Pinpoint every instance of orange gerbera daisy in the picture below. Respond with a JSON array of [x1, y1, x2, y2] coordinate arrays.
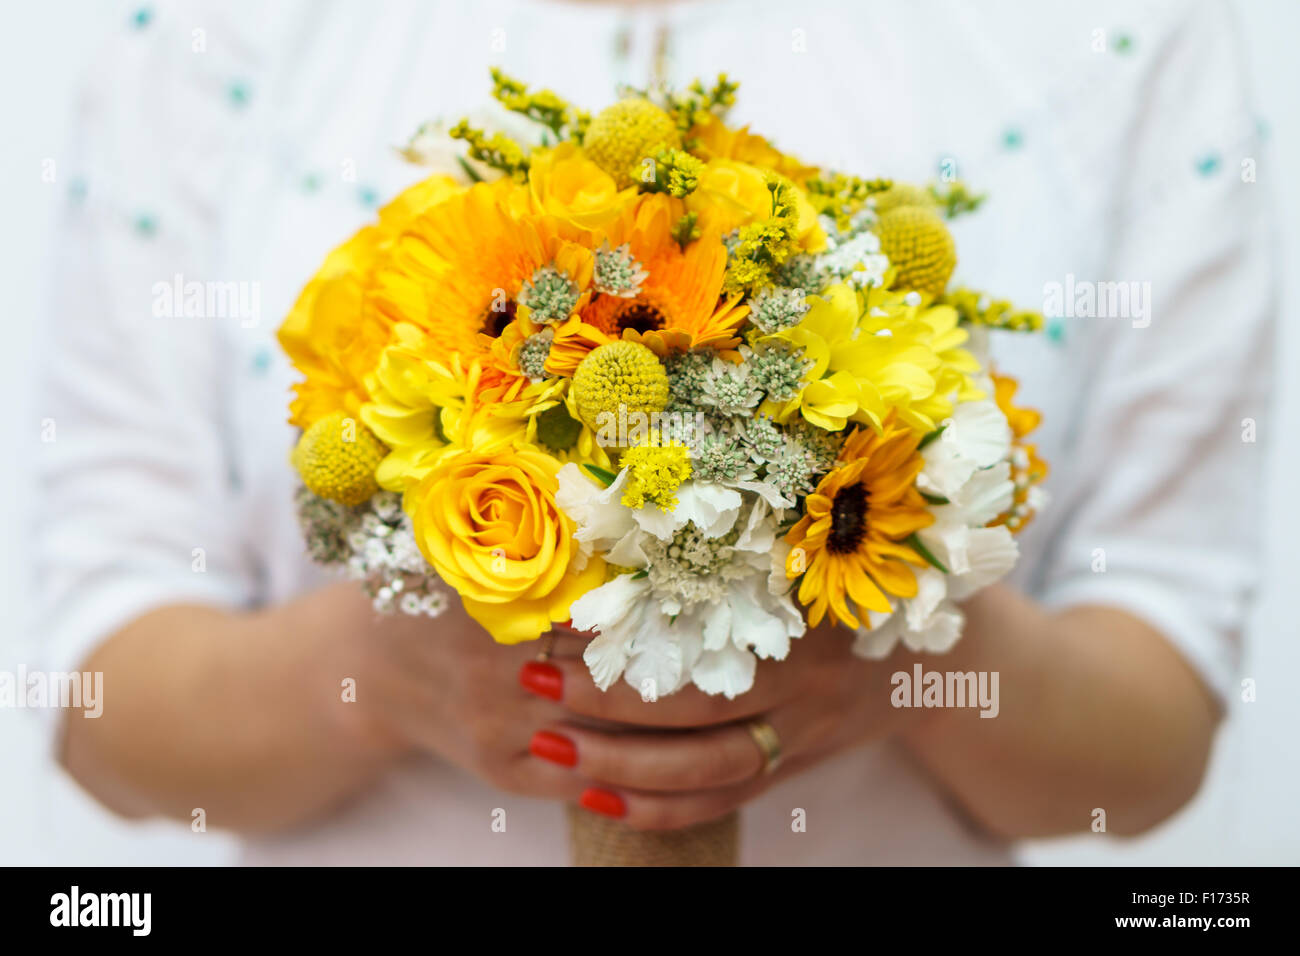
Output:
[[367, 181, 595, 369], [990, 372, 1048, 533], [553, 193, 747, 369], [785, 415, 934, 629]]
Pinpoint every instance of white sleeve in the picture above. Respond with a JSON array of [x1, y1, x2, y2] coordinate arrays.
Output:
[[1035, 0, 1275, 704], [33, 18, 262, 694]]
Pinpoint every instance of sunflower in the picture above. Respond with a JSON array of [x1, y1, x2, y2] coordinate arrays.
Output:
[[367, 181, 595, 368], [785, 415, 934, 629], [570, 193, 748, 360]]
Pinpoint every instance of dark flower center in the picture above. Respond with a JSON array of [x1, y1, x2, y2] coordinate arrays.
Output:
[[481, 299, 518, 337], [616, 303, 665, 335], [827, 483, 870, 554]]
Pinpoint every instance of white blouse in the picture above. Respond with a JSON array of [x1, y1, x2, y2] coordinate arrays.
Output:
[[34, 0, 1274, 864]]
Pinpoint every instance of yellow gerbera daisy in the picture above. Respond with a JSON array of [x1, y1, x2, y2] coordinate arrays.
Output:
[[785, 415, 934, 629], [574, 193, 749, 359], [367, 181, 595, 366]]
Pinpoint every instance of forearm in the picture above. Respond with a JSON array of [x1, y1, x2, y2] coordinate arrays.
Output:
[[59, 585, 407, 832], [901, 585, 1219, 839]]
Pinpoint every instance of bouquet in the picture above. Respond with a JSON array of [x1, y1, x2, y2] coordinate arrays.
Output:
[[279, 71, 1048, 865]]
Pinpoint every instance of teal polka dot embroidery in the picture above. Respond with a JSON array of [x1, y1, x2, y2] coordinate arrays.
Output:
[[133, 213, 158, 238], [357, 185, 379, 207], [1113, 33, 1134, 54], [227, 81, 252, 108], [251, 348, 272, 375], [130, 7, 153, 30], [1001, 128, 1023, 151], [301, 172, 322, 193], [1195, 152, 1221, 177], [1046, 318, 1066, 345], [68, 177, 87, 203]]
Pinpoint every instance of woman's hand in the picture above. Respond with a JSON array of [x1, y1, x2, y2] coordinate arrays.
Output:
[[514, 616, 923, 830]]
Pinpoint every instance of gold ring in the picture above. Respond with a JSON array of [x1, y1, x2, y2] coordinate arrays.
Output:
[[745, 719, 783, 776], [536, 632, 557, 662]]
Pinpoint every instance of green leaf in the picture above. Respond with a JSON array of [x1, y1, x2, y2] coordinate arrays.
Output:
[[907, 533, 949, 574], [917, 425, 946, 450], [920, 491, 949, 506], [455, 155, 484, 183], [630, 569, 648, 580], [582, 463, 618, 487]]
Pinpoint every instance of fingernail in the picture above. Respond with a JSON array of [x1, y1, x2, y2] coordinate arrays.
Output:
[[529, 730, 577, 767], [519, 661, 563, 701], [579, 787, 626, 819]]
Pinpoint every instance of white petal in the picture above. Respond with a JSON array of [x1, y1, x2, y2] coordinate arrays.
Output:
[[624, 624, 685, 700], [947, 400, 1012, 468], [676, 482, 742, 538], [733, 495, 777, 552], [729, 588, 785, 659], [691, 644, 757, 698], [919, 439, 976, 499], [733, 479, 794, 510], [904, 568, 948, 631], [951, 461, 1014, 527], [701, 599, 733, 652], [947, 526, 1019, 600], [631, 500, 685, 540], [584, 634, 631, 691], [901, 604, 965, 654], [852, 610, 903, 659], [568, 574, 648, 633], [918, 509, 971, 574]]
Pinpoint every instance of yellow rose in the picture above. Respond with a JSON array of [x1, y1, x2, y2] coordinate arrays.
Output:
[[687, 159, 827, 253], [528, 142, 635, 234], [409, 443, 604, 643]]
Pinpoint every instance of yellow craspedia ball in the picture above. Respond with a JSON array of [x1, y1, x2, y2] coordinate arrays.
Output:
[[876, 206, 957, 298], [582, 99, 681, 190], [872, 183, 938, 216], [571, 341, 670, 430], [292, 410, 387, 506]]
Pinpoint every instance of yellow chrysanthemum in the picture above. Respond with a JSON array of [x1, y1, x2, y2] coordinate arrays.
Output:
[[360, 324, 548, 492], [767, 283, 941, 432], [582, 98, 680, 189], [571, 340, 669, 430], [784, 415, 933, 629], [875, 206, 956, 298], [292, 410, 388, 506]]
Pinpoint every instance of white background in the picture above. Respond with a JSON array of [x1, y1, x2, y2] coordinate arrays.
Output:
[[1, 0, 1296, 866]]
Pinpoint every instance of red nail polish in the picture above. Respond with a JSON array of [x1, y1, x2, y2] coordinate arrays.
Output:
[[579, 787, 626, 819], [519, 661, 563, 701], [530, 730, 577, 767]]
